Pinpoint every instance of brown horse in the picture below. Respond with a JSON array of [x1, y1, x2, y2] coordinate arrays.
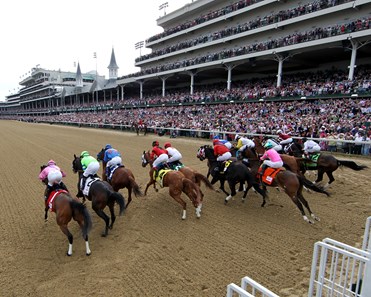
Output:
[[72, 155, 126, 237], [96, 148, 143, 208], [237, 147, 330, 224], [166, 161, 215, 198], [40, 166, 92, 256], [141, 150, 203, 220]]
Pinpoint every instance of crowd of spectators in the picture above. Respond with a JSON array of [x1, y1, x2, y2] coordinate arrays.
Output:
[[138, 0, 354, 63], [122, 15, 371, 79]]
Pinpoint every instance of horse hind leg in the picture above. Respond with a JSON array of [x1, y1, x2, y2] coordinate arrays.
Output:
[[170, 188, 187, 220], [108, 202, 116, 230], [297, 191, 319, 222], [93, 208, 110, 237], [287, 193, 313, 224], [59, 224, 74, 256], [76, 220, 91, 256]]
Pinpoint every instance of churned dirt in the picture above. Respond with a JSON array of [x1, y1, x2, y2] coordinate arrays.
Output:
[[0, 120, 370, 297]]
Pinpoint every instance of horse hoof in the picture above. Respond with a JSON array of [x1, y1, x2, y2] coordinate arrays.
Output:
[[224, 200, 228, 205], [86, 252, 91, 256], [101, 233, 107, 237], [66, 252, 72, 257]]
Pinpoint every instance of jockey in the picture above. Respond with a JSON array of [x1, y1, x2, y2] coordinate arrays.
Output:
[[302, 137, 321, 158], [213, 135, 232, 149], [164, 142, 182, 165], [277, 130, 293, 147], [213, 140, 232, 173], [259, 142, 283, 177], [103, 144, 123, 179], [263, 137, 282, 152], [39, 160, 68, 201], [80, 151, 100, 191], [235, 134, 255, 158], [150, 140, 169, 178]]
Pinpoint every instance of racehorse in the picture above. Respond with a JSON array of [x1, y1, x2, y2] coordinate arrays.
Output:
[[40, 166, 92, 256], [96, 148, 143, 208], [254, 136, 302, 157], [166, 161, 215, 198], [297, 154, 368, 187], [141, 150, 203, 220], [133, 123, 147, 136], [234, 147, 330, 224], [72, 155, 126, 237], [196, 145, 267, 206]]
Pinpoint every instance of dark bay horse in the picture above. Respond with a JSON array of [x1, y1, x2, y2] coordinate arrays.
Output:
[[96, 148, 143, 208], [40, 166, 92, 256], [196, 145, 267, 206], [141, 150, 203, 220], [236, 147, 330, 224], [296, 154, 368, 187], [72, 155, 126, 237]]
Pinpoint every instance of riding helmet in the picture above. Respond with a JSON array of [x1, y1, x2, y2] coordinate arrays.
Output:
[[164, 142, 171, 149], [234, 134, 241, 141], [302, 137, 308, 143], [105, 144, 112, 150], [213, 139, 220, 145], [47, 160, 56, 166], [264, 142, 274, 149], [213, 135, 220, 139], [277, 129, 283, 134], [80, 151, 89, 158], [152, 140, 159, 147]]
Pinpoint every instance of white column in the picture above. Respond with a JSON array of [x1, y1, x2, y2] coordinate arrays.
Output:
[[277, 58, 283, 88], [227, 66, 232, 91], [348, 39, 358, 81], [190, 73, 194, 95]]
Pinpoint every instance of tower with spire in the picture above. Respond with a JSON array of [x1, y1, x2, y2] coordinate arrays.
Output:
[[107, 48, 119, 79], [75, 62, 83, 88]]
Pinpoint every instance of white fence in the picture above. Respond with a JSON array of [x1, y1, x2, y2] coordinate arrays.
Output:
[[226, 216, 371, 297]]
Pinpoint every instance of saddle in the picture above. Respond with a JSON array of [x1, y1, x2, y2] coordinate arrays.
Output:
[[82, 176, 100, 196], [217, 160, 233, 174], [257, 167, 284, 185], [153, 168, 172, 188], [303, 153, 320, 168], [107, 164, 124, 181], [168, 161, 184, 170], [46, 190, 68, 212]]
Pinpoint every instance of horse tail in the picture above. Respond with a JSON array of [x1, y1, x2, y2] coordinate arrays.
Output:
[[182, 178, 201, 204], [109, 191, 126, 216], [129, 176, 144, 197], [297, 175, 330, 197], [194, 172, 214, 190], [70, 200, 92, 238], [337, 160, 368, 171]]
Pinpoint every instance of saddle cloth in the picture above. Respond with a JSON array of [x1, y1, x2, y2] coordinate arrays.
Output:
[[107, 165, 123, 181], [153, 169, 172, 188], [258, 167, 284, 185], [81, 176, 100, 196], [46, 190, 68, 212]]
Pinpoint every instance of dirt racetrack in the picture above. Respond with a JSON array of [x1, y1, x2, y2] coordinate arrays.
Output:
[[0, 120, 370, 297]]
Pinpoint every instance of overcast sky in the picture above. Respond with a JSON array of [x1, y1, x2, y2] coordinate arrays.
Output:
[[0, 0, 192, 102]]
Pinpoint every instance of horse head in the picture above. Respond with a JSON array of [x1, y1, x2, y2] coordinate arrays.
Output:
[[196, 146, 206, 161], [96, 148, 105, 162], [141, 150, 151, 168], [72, 154, 83, 173]]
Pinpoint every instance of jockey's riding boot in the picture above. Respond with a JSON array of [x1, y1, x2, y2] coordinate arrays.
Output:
[[81, 176, 87, 190], [58, 181, 68, 192], [260, 164, 268, 177], [44, 185, 53, 201], [218, 161, 225, 173]]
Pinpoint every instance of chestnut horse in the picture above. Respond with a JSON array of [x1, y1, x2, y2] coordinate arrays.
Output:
[[231, 146, 330, 224], [141, 150, 202, 220], [72, 155, 126, 237], [96, 148, 143, 208], [40, 166, 92, 256]]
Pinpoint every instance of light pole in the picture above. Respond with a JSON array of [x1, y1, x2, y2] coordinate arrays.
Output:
[[135, 41, 144, 57], [93, 52, 98, 103], [159, 2, 168, 17]]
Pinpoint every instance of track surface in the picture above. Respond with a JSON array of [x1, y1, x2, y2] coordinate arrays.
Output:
[[0, 121, 370, 297]]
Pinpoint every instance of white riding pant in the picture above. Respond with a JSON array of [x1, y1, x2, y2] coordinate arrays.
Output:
[[273, 144, 282, 152], [107, 156, 122, 168], [305, 145, 321, 153], [83, 161, 100, 177], [224, 142, 232, 149], [238, 144, 254, 153], [153, 154, 169, 169], [47, 170, 63, 186], [262, 160, 283, 168], [217, 151, 232, 162], [280, 138, 293, 145], [168, 151, 182, 163]]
